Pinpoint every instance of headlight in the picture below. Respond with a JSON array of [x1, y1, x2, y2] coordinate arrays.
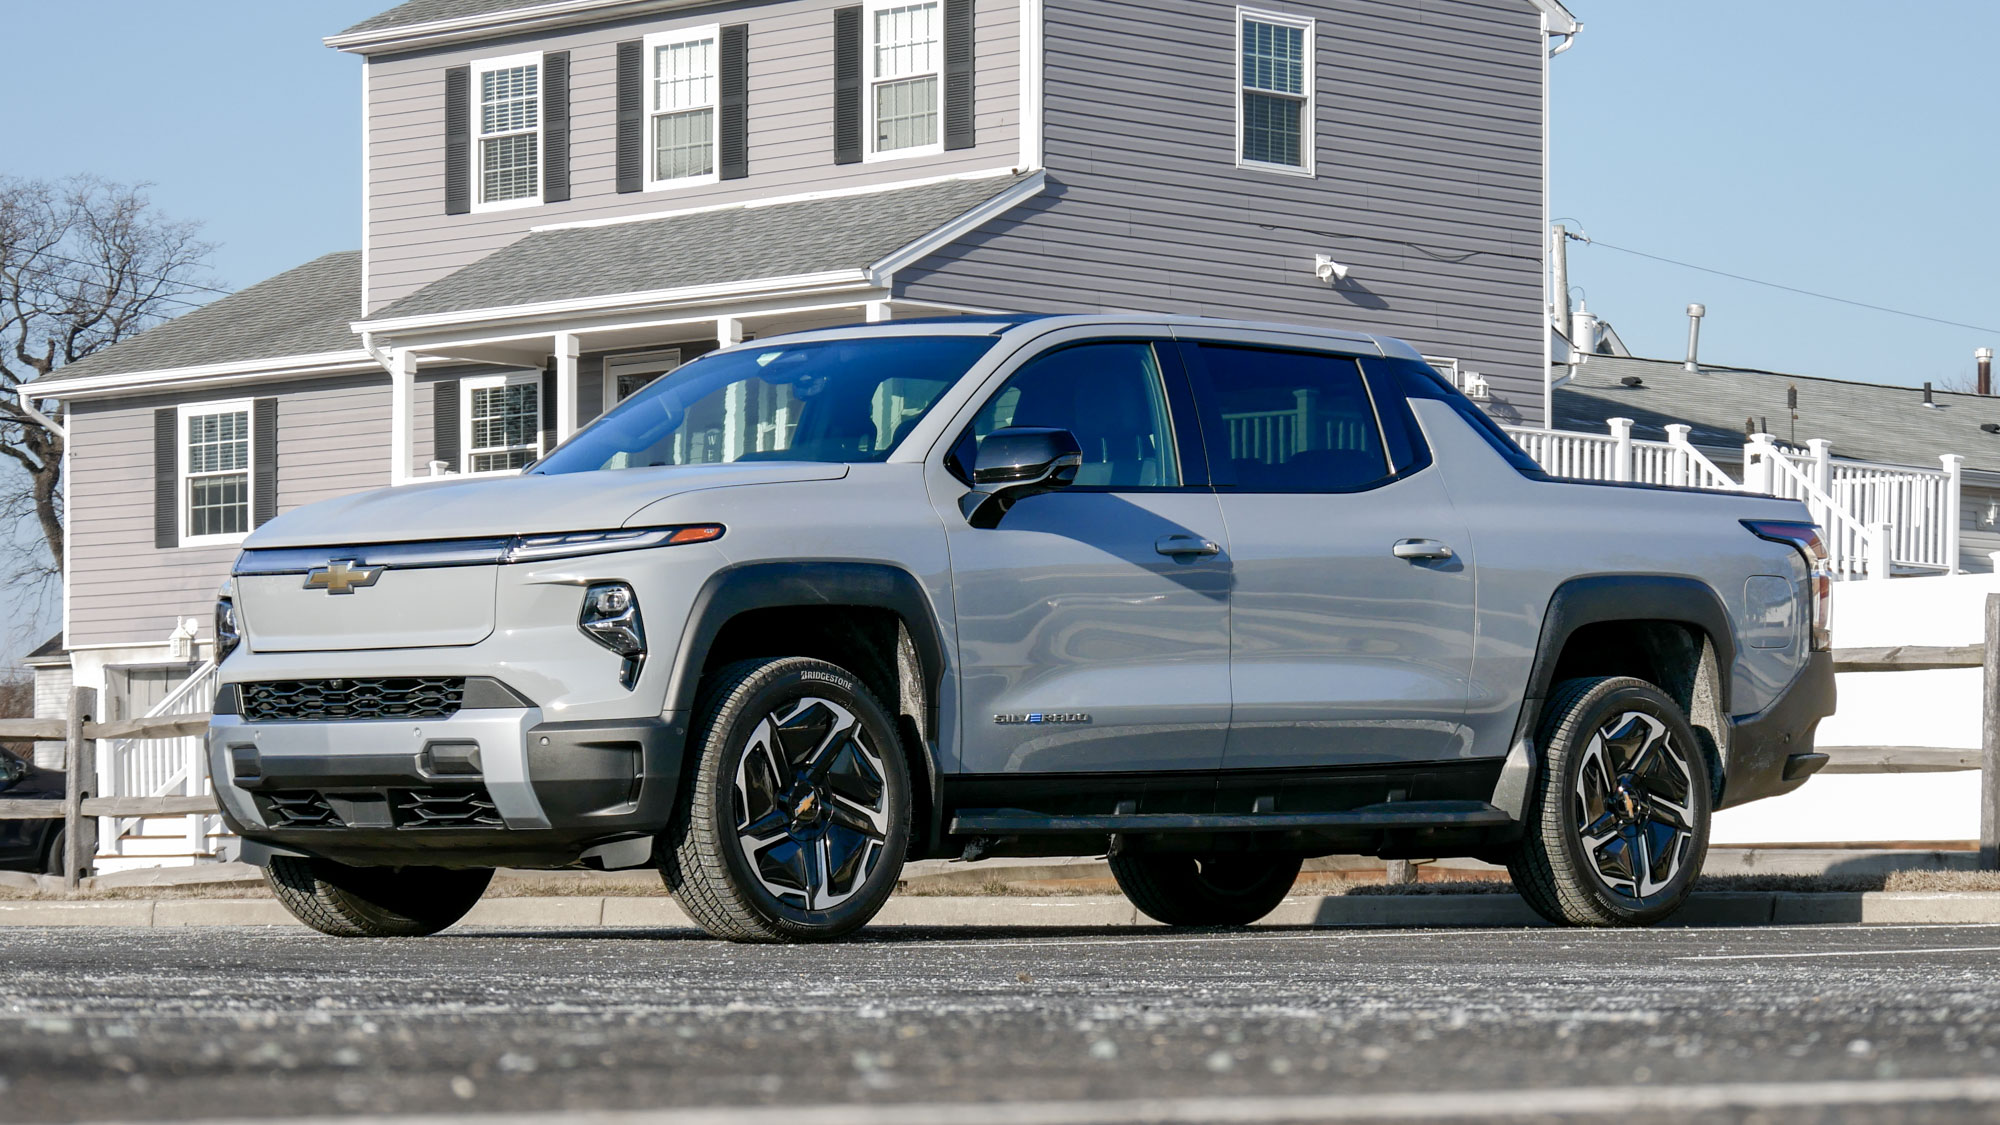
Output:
[[215, 579, 242, 662], [579, 581, 645, 688]]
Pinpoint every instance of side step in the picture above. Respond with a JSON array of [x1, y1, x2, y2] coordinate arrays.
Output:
[[948, 801, 1515, 836]]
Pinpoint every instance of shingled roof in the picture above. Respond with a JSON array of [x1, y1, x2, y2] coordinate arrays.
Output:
[[337, 0, 538, 36], [367, 173, 1037, 324], [42, 251, 363, 384], [1554, 354, 2000, 477]]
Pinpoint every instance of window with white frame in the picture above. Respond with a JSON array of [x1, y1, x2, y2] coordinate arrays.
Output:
[[463, 375, 541, 473], [181, 401, 252, 543], [475, 53, 542, 207], [1237, 10, 1312, 174], [647, 29, 719, 186], [868, 0, 942, 156], [604, 348, 684, 412]]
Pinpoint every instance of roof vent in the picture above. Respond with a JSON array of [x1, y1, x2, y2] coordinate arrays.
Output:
[[1620, 376, 1643, 388], [1982, 423, 2000, 435], [1924, 382, 1940, 408]]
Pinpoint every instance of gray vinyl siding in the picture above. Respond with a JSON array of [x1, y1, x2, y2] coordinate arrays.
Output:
[[895, 0, 1549, 425], [366, 0, 1021, 312], [68, 375, 391, 648]]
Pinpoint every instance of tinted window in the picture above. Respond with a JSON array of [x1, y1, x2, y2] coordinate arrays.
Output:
[[1193, 344, 1391, 492], [1379, 357, 1546, 477], [532, 336, 995, 474], [951, 342, 1182, 488]]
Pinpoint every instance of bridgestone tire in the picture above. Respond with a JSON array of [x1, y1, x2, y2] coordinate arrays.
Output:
[[1109, 852, 1303, 927], [1506, 676, 1713, 927], [265, 857, 492, 937], [662, 657, 911, 943]]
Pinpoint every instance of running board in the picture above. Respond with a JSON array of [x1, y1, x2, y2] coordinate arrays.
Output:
[[948, 801, 1515, 836]]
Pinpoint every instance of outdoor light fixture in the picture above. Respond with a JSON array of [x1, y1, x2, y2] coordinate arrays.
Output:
[[1313, 255, 1350, 284], [579, 581, 646, 688]]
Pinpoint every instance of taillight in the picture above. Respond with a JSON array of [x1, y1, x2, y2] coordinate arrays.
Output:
[[1742, 520, 1832, 651]]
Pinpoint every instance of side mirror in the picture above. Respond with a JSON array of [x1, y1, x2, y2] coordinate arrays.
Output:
[[0, 757, 23, 791], [960, 426, 1083, 529]]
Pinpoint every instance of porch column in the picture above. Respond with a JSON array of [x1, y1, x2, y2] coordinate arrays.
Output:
[[1943, 454, 1965, 575], [389, 347, 414, 484], [865, 301, 893, 323], [717, 317, 745, 347], [554, 332, 581, 444]]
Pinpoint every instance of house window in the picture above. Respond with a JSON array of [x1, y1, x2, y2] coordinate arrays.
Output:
[[647, 29, 719, 186], [868, 0, 941, 156], [463, 375, 541, 473], [604, 348, 684, 412], [180, 401, 252, 543], [1238, 10, 1313, 175], [475, 52, 542, 208]]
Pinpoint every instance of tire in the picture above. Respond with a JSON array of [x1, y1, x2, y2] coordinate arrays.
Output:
[[265, 857, 492, 937], [40, 831, 64, 878], [663, 657, 912, 943], [1506, 676, 1713, 927], [1109, 852, 1303, 927]]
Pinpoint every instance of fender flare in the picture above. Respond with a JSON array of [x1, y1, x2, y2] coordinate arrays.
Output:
[[1491, 574, 1738, 819], [664, 560, 950, 849]]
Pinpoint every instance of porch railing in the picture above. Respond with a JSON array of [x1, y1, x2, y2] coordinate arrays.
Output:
[[98, 659, 222, 863]]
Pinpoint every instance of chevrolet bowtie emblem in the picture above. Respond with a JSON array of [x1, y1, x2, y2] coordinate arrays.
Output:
[[304, 560, 384, 595]]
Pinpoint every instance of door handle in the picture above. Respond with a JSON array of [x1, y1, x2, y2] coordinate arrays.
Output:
[[1155, 535, 1221, 558], [1392, 538, 1455, 561]]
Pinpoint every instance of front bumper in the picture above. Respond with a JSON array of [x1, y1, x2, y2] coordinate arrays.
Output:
[[1718, 647, 1837, 809], [210, 693, 687, 869]]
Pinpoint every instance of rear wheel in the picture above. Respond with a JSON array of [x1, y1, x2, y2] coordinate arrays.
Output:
[[1109, 852, 1302, 927], [265, 857, 492, 937], [1506, 676, 1713, 927], [40, 831, 64, 877]]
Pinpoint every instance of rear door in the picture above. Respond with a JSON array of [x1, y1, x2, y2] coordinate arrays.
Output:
[[1175, 335, 1476, 770]]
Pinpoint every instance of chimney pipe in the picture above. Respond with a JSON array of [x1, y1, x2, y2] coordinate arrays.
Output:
[[1979, 347, 1993, 396], [1924, 382, 1936, 407], [1684, 303, 1705, 372]]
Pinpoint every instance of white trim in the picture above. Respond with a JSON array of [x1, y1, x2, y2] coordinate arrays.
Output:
[[60, 413, 70, 650], [23, 351, 378, 401], [529, 166, 1019, 232], [175, 398, 256, 550], [1234, 7, 1315, 179], [1539, 10, 1552, 427], [863, 0, 946, 162], [1017, 0, 1043, 170], [642, 25, 723, 193], [1525, 0, 1580, 35], [460, 371, 545, 476], [397, 294, 891, 359], [356, 271, 873, 335], [328, 0, 713, 54], [361, 63, 372, 317], [864, 169, 1046, 282], [602, 347, 686, 413], [470, 50, 546, 213]]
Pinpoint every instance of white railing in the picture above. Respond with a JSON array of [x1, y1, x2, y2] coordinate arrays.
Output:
[[1501, 420, 1742, 492], [99, 659, 221, 862]]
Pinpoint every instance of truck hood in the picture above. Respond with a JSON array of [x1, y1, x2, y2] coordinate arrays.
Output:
[[244, 462, 850, 548]]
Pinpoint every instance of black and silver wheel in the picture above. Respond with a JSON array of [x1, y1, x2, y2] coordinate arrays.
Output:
[[664, 657, 910, 943], [1109, 852, 1303, 927], [1507, 676, 1712, 927], [264, 857, 492, 937]]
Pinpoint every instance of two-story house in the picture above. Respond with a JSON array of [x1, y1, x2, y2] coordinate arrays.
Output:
[[24, 0, 1578, 842]]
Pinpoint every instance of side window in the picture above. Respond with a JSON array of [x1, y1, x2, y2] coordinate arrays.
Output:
[[1193, 344, 1391, 493], [952, 342, 1182, 489]]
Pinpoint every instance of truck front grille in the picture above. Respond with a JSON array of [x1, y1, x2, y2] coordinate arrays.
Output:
[[391, 787, 504, 829], [240, 677, 465, 722], [262, 791, 341, 829]]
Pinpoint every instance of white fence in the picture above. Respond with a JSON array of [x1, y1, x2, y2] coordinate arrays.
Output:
[[1504, 419, 1964, 580], [98, 659, 223, 866]]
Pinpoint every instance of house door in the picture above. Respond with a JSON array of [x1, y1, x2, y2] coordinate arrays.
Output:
[[105, 664, 196, 723]]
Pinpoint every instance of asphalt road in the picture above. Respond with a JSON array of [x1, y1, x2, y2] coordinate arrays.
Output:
[[4, 922, 2000, 1124]]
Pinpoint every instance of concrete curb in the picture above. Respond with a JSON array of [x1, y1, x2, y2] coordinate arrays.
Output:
[[5, 891, 2000, 929]]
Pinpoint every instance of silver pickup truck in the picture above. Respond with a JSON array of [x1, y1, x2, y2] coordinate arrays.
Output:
[[208, 314, 1834, 942]]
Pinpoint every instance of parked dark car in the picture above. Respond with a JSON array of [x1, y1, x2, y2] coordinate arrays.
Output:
[[0, 748, 64, 874]]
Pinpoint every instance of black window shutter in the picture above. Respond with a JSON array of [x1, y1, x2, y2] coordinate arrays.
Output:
[[718, 25, 750, 180], [153, 408, 178, 549], [540, 367, 557, 456], [943, 0, 975, 150], [543, 51, 571, 202], [444, 65, 471, 215], [432, 380, 461, 470], [833, 7, 863, 165], [616, 41, 644, 192], [252, 398, 278, 527]]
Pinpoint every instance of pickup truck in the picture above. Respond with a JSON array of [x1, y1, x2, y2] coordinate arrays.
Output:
[[207, 314, 1834, 941]]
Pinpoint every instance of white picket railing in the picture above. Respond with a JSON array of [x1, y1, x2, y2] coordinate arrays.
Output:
[[99, 659, 222, 862], [1501, 420, 1741, 492]]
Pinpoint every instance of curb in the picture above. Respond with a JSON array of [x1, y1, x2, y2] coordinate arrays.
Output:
[[5, 891, 2000, 929]]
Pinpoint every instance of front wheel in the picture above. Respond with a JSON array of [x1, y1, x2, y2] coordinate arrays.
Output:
[[265, 857, 492, 936], [1506, 676, 1713, 927], [1109, 852, 1302, 927]]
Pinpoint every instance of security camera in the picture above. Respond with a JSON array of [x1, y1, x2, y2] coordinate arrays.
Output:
[[1313, 255, 1350, 284]]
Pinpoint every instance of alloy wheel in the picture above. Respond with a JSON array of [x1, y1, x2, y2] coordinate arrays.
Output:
[[1572, 710, 1699, 899], [731, 696, 892, 911]]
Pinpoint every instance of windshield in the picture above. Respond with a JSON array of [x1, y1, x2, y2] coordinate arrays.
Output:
[[532, 335, 998, 475]]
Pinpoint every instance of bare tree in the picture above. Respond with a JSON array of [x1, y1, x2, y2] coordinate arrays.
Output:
[[0, 176, 219, 589]]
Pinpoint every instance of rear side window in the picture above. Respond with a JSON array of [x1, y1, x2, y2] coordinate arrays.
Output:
[[1184, 343, 1392, 493], [1373, 357, 1545, 477]]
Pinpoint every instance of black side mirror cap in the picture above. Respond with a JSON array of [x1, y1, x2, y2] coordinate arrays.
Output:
[[961, 426, 1083, 529]]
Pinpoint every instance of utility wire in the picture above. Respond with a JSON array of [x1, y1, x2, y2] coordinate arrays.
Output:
[[25, 249, 233, 296], [3, 267, 210, 315], [1577, 234, 2000, 336]]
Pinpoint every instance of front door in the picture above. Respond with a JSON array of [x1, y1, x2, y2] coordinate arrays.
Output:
[[1177, 338, 1477, 770], [934, 338, 1232, 778]]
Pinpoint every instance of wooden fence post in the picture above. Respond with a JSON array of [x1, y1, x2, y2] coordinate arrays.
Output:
[[1983, 594, 1999, 871], [62, 687, 97, 890]]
